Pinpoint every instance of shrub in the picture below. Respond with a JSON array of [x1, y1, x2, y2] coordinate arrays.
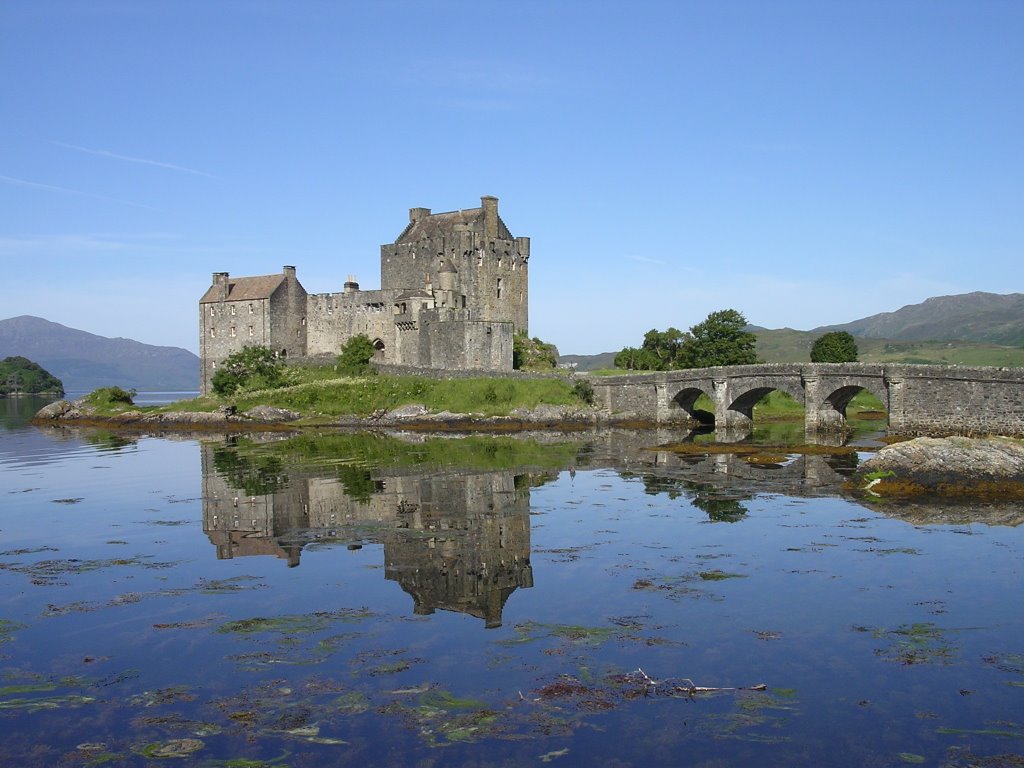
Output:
[[336, 334, 377, 376], [572, 378, 595, 405], [85, 386, 137, 408], [212, 346, 284, 396]]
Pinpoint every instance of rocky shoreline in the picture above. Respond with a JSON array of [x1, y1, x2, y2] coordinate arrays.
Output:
[[30, 397, 632, 432]]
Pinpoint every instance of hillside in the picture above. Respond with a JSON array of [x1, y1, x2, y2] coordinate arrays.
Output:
[[0, 316, 199, 392], [563, 291, 1024, 370], [813, 292, 1024, 346]]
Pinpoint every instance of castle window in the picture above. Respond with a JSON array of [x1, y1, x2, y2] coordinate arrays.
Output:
[[210, 306, 215, 317], [248, 303, 253, 314], [301, 316, 306, 326], [248, 325, 254, 337], [230, 326, 236, 337], [497, 257, 502, 269], [230, 305, 236, 315], [496, 278, 503, 299], [209, 328, 216, 338]]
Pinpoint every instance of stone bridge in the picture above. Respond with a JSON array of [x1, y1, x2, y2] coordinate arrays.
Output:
[[588, 363, 1024, 435]]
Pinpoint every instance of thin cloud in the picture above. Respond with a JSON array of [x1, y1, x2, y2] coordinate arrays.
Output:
[[626, 254, 668, 266], [0, 174, 158, 211], [53, 141, 216, 178]]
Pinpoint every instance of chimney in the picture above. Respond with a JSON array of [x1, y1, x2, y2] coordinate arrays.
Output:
[[343, 274, 360, 294], [283, 265, 296, 279], [481, 195, 498, 237], [213, 272, 229, 301], [409, 207, 431, 223]]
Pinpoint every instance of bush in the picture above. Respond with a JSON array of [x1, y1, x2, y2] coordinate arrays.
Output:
[[212, 346, 284, 396], [336, 335, 377, 376], [85, 386, 137, 408], [572, 378, 595, 405], [513, 333, 559, 371]]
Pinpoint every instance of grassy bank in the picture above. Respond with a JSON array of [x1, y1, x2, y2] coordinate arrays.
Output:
[[162, 368, 583, 420]]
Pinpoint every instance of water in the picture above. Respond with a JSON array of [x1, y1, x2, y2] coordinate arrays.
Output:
[[1, 397, 1022, 766]]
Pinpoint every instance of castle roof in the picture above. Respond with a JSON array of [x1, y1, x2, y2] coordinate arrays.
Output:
[[199, 274, 285, 303], [395, 206, 512, 244], [393, 288, 434, 301]]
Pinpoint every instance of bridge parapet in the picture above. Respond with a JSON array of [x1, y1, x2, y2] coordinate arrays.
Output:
[[588, 363, 1024, 436]]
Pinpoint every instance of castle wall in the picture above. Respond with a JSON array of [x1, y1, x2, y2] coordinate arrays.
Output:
[[417, 314, 513, 371], [306, 289, 395, 357]]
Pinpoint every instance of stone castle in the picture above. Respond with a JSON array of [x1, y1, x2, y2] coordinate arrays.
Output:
[[199, 196, 529, 393]]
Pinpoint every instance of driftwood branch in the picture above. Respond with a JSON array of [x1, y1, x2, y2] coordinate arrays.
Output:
[[634, 668, 767, 696]]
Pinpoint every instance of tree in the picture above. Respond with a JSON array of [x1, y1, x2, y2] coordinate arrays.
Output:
[[211, 346, 284, 396], [678, 309, 758, 369], [613, 346, 661, 371], [336, 334, 377, 376], [810, 331, 859, 363], [641, 327, 688, 369]]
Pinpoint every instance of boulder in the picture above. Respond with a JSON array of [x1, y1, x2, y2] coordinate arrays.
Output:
[[243, 405, 301, 422], [857, 436, 1024, 497], [33, 400, 75, 420], [387, 404, 429, 420]]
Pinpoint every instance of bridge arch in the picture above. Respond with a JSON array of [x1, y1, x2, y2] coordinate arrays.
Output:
[[670, 386, 714, 424], [806, 373, 889, 430]]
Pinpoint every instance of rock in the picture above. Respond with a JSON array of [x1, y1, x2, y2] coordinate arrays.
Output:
[[34, 400, 75, 419], [857, 436, 1024, 496], [388, 404, 428, 419], [243, 405, 301, 422]]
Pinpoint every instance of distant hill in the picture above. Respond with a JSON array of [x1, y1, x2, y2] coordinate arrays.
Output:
[[813, 292, 1024, 346], [0, 316, 199, 392], [562, 291, 1024, 370]]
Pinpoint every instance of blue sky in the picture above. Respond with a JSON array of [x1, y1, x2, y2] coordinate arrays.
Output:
[[2, 0, 1022, 356]]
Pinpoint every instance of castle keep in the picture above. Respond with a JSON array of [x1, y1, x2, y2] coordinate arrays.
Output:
[[199, 196, 529, 393]]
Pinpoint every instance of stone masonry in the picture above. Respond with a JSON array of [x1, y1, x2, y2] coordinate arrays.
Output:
[[199, 196, 529, 394]]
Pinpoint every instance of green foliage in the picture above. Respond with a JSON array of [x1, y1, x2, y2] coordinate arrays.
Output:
[[571, 378, 594, 405], [513, 333, 559, 371], [212, 346, 284, 396], [0, 356, 64, 395], [615, 309, 758, 371], [810, 331, 859, 363], [612, 347, 660, 371], [678, 309, 758, 368], [84, 386, 137, 409], [336, 334, 377, 376], [642, 327, 689, 368], [207, 372, 581, 418]]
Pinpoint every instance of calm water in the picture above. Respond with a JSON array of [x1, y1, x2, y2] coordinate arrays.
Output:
[[1, 397, 1022, 767]]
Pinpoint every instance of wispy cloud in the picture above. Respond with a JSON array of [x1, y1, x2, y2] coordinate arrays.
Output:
[[0, 174, 158, 210], [626, 254, 668, 266], [53, 141, 216, 178]]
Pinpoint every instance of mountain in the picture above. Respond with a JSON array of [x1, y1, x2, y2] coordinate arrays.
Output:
[[812, 292, 1024, 346], [0, 316, 199, 392], [561, 291, 1024, 370]]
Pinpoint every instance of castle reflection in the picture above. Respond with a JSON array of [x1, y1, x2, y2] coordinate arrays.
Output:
[[201, 441, 535, 628]]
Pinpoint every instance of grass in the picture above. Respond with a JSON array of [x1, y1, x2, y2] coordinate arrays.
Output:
[[160, 365, 583, 419], [755, 329, 1024, 367]]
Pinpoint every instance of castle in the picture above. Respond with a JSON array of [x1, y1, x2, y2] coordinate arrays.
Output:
[[199, 196, 530, 393]]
